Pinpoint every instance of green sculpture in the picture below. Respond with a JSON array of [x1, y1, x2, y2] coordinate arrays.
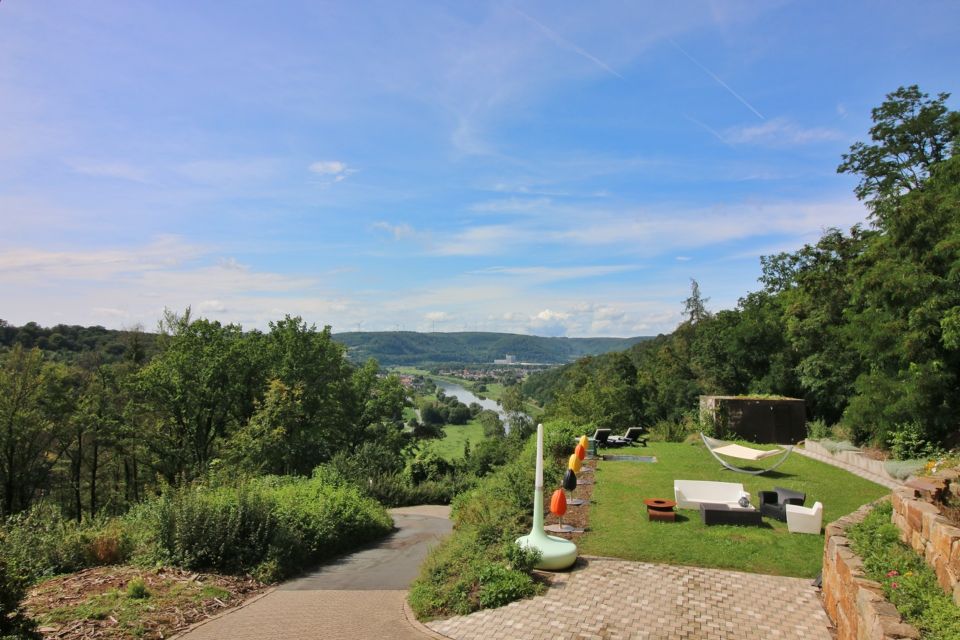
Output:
[[516, 423, 578, 570]]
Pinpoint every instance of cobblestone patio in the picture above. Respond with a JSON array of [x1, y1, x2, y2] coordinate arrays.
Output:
[[427, 556, 833, 640]]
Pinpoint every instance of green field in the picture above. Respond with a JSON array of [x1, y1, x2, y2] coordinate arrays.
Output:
[[423, 419, 486, 461], [579, 441, 889, 578]]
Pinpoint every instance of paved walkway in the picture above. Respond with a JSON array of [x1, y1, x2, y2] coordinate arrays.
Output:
[[174, 505, 452, 640], [428, 556, 833, 640], [794, 444, 901, 489]]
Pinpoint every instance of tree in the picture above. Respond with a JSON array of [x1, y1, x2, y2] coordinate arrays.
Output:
[[137, 310, 265, 484], [760, 227, 873, 424], [838, 86, 959, 223], [0, 346, 72, 516], [683, 279, 711, 324], [477, 409, 504, 439]]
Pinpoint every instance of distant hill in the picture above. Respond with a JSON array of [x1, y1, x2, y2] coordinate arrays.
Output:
[[331, 331, 651, 366]]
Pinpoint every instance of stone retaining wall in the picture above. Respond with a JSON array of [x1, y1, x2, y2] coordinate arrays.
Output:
[[804, 440, 900, 483], [822, 500, 920, 640], [890, 470, 960, 605]]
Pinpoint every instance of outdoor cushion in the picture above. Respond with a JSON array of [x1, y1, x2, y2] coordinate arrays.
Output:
[[673, 480, 750, 510]]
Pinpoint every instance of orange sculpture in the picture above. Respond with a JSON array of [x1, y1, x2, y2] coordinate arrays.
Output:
[[550, 488, 567, 516]]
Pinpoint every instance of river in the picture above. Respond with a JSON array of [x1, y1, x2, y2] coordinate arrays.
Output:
[[433, 379, 506, 416]]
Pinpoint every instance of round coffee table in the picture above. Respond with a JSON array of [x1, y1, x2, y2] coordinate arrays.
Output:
[[644, 498, 677, 522]]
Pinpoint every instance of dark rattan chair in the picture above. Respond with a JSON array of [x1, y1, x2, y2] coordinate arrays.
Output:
[[758, 487, 806, 522]]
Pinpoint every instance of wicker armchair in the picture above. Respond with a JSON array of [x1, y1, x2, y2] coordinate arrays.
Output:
[[758, 487, 806, 522]]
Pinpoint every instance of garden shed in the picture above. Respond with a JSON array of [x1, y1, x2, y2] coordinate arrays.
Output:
[[699, 396, 806, 444]]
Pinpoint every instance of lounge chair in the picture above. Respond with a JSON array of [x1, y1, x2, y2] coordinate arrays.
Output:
[[606, 426, 648, 447], [758, 487, 806, 522], [700, 433, 794, 475], [786, 501, 823, 534], [589, 428, 612, 450]]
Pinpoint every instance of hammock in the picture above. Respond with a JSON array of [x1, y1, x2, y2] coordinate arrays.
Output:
[[700, 433, 794, 475]]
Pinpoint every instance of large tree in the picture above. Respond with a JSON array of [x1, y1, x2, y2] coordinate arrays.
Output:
[[0, 346, 73, 516], [137, 309, 266, 484]]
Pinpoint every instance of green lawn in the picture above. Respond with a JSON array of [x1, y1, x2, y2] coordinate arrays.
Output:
[[424, 419, 486, 461], [579, 441, 889, 578]]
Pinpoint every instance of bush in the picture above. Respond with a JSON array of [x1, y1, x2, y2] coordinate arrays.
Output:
[[137, 471, 392, 580], [153, 485, 276, 574], [888, 421, 943, 461], [0, 503, 89, 583], [649, 419, 688, 442], [884, 460, 926, 481], [0, 555, 38, 639], [820, 439, 861, 454], [125, 578, 149, 599], [806, 419, 832, 440], [849, 501, 960, 640]]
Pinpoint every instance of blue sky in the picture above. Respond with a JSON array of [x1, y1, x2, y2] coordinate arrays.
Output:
[[2, 1, 958, 337]]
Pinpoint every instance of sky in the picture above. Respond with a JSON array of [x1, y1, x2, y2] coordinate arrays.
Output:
[[2, 1, 958, 337]]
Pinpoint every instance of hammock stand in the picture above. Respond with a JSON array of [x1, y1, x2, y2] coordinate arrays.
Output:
[[700, 433, 794, 475]]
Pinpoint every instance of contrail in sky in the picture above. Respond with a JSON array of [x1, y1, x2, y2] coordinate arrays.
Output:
[[669, 39, 765, 120], [511, 6, 625, 80], [684, 115, 732, 146]]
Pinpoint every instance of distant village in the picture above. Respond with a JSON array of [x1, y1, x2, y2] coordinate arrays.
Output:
[[395, 355, 552, 388]]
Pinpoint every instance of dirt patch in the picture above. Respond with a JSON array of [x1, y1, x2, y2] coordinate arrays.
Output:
[[23, 566, 267, 640], [858, 447, 889, 461], [544, 463, 596, 539]]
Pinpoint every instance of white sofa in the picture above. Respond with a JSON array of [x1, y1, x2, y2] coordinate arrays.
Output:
[[786, 501, 823, 534], [673, 480, 751, 510]]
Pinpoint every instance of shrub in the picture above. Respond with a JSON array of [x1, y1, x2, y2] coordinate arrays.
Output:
[[849, 501, 960, 640], [125, 578, 149, 599], [0, 503, 89, 583], [138, 471, 392, 580], [650, 419, 688, 442], [888, 421, 942, 461], [153, 485, 276, 574], [884, 460, 926, 481], [820, 439, 860, 454], [806, 419, 832, 440], [0, 555, 38, 639]]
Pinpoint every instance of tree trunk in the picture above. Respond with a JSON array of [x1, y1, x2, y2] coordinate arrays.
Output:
[[89, 439, 99, 518]]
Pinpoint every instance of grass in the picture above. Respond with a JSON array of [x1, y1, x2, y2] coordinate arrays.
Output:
[[424, 419, 486, 461], [579, 440, 889, 578]]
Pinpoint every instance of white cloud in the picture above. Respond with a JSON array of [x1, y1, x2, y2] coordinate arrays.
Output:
[[198, 299, 228, 313], [430, 225, 538, 256], [724, 118, 844, 146], [472, 264, 638, 283], [68, 160, 149, 183], [372, 221, 415, 240], [308, 160, 354, 183], [470, 197, 553, 214]]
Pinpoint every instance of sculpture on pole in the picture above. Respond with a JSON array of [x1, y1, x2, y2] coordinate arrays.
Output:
[[515, 424, 578, 570]]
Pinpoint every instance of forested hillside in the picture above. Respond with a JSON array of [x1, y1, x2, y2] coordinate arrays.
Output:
[[331, 331, 649, 365], [527, 86, 960, 454]]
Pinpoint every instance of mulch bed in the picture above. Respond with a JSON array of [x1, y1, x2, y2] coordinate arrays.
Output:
[[543, 459, 596, 540], [23, 566, 267, 640]]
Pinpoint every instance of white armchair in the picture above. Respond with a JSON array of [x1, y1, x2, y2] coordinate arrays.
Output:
[[786, 501, 823, 534]]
